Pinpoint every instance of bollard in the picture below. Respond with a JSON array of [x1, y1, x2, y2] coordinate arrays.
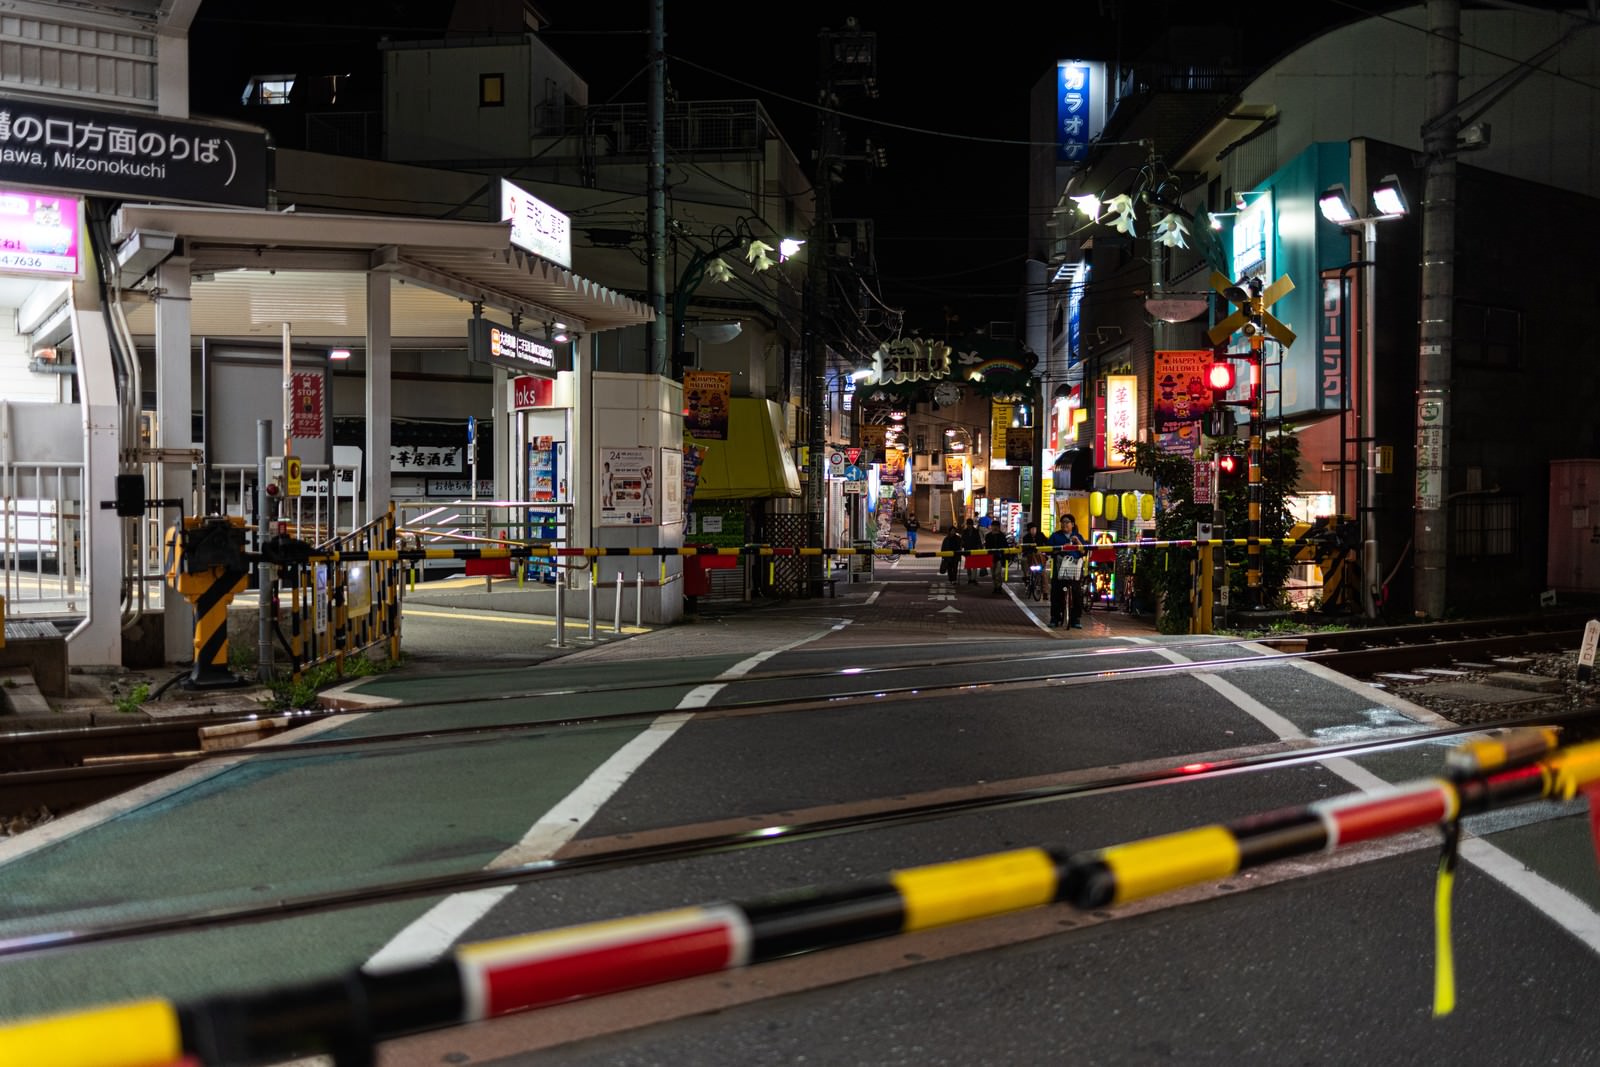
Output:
[[554, 568, 566, 649], [588, 562, 597, 641], [635, 568, 643, 630], [613, 571, 624, 634]]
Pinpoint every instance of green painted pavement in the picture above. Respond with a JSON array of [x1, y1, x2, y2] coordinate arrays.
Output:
[[0, 673, 714, 1020]]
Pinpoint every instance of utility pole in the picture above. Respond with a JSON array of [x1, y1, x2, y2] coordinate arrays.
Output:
[[1414, 0, 1459, 619], [646, 0, 668, 376], [804, 34, 835, 596], [805, 19, 875, 595]]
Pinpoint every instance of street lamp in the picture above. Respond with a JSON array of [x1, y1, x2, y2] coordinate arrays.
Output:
[[668, 217, 801, 379], [1317, 174, 1409, 620]]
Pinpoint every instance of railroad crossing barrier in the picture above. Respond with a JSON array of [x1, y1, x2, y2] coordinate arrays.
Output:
[[6, 727, 1598, 1066], [177, 528, 1330, 686]]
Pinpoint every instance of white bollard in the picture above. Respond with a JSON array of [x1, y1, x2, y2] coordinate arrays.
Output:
[[588, 563, 597, 641], [613, 571, 624, 633], [635, 569, 643, 630]]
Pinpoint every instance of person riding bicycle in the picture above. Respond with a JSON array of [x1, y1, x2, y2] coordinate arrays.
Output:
[[1048, 514, 1088, 628], [1020, 522, 1046, 598]]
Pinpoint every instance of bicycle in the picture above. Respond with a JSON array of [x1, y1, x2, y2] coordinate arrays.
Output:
[[1020, 553, 1046, 601], [875, 530, 907, 563]]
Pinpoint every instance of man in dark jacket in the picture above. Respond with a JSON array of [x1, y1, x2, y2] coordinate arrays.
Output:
[[984, 521, 1010, 593], [939, 527, 963, 583], [960, 518, 983, 584]]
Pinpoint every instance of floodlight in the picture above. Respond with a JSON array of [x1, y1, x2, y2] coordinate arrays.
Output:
[[1318, 185, 1357, 225]]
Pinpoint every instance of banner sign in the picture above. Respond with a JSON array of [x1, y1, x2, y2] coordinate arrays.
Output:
[[683, 369, 731, 440], [0, 189, 78, 276], [467, 318, 568, 378], [0, 95, 268, 207], [290, 372, 323, 438], [1154, 350, 1216, 430], [944, 454, 966, 482], [880, 447, 906, 486], [683, 444, 707, 515], [859, 423, 887, 457], [991, 401, 1012, 465]]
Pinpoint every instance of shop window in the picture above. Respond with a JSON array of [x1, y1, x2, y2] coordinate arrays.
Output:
[[480, 73, 506, 107], [1455, 301, 1522, 368], [1450, 495, 1517, 558]]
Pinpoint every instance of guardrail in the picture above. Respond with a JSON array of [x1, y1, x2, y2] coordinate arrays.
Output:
[[2, 726, 1592, 1065]]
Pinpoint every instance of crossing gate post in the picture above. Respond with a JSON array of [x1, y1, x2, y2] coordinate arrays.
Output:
[[165, 516, 250, 689]]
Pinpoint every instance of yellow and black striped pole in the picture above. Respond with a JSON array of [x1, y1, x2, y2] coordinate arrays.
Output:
[[1247, 333, 1264, 608]]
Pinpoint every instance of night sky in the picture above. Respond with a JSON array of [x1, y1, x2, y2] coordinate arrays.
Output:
[[188, 2, 1558, 337]]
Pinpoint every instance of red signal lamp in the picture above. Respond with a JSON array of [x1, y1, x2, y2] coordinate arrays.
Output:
[[1217, 454, 1242, 476], [1206, 360, 1236, 392]]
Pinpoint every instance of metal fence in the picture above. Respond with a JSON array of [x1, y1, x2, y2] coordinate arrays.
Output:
[[277, 506, 402, 681]]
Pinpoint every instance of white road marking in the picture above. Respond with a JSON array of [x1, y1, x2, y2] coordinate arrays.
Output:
[[1459, 837, 1600, 955], [362, 624, 841, 973]]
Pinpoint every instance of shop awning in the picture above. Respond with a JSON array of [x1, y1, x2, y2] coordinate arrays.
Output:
[[687, 397, 800, 500]]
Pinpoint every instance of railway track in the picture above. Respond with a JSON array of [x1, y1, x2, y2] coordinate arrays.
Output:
[[6, 701, 1598, 960], [3, 610, 1591, 821]]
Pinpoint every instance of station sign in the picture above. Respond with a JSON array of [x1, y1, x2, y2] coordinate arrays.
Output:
[[500, 179, 572, 267], [0, 95, 268, 207], [467, 318, 570, 378], [0, 189, 78, 277]]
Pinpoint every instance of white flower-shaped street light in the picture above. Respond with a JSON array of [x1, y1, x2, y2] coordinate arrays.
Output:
[[1103, 194, 1137, 235], [1154, 212, 1189, 249]]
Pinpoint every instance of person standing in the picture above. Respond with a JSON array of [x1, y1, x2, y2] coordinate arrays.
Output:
[[960, 518, 983, 584], [904, 510, 920, 551], [984, 520, 1010, 594], [939, 525, 963, 583], [1048, 513, 1089, 628]]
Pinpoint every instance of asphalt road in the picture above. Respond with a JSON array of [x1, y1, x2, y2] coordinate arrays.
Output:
[[0, 565, 1596, 1066]]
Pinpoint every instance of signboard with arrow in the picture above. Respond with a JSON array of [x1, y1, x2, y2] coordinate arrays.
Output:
[[1206, 272, 1296, 349]]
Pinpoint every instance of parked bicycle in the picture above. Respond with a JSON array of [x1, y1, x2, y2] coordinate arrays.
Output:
[[875, 529, 907, 562]]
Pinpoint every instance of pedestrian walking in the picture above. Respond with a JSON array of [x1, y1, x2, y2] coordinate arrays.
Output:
[[939, 526, 963, 583], [960, 518, 983, 584], [984, 520, 1010, 594], [904, 511, 920, 551], [1048, 513, 1088, 627]]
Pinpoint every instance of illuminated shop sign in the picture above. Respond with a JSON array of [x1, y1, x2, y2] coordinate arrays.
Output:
[[467, 318, 569, 378], [0, 189, 77, 276]]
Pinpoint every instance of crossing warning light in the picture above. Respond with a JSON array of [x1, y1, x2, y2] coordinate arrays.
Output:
[[1206, 361, 1236, 392]]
